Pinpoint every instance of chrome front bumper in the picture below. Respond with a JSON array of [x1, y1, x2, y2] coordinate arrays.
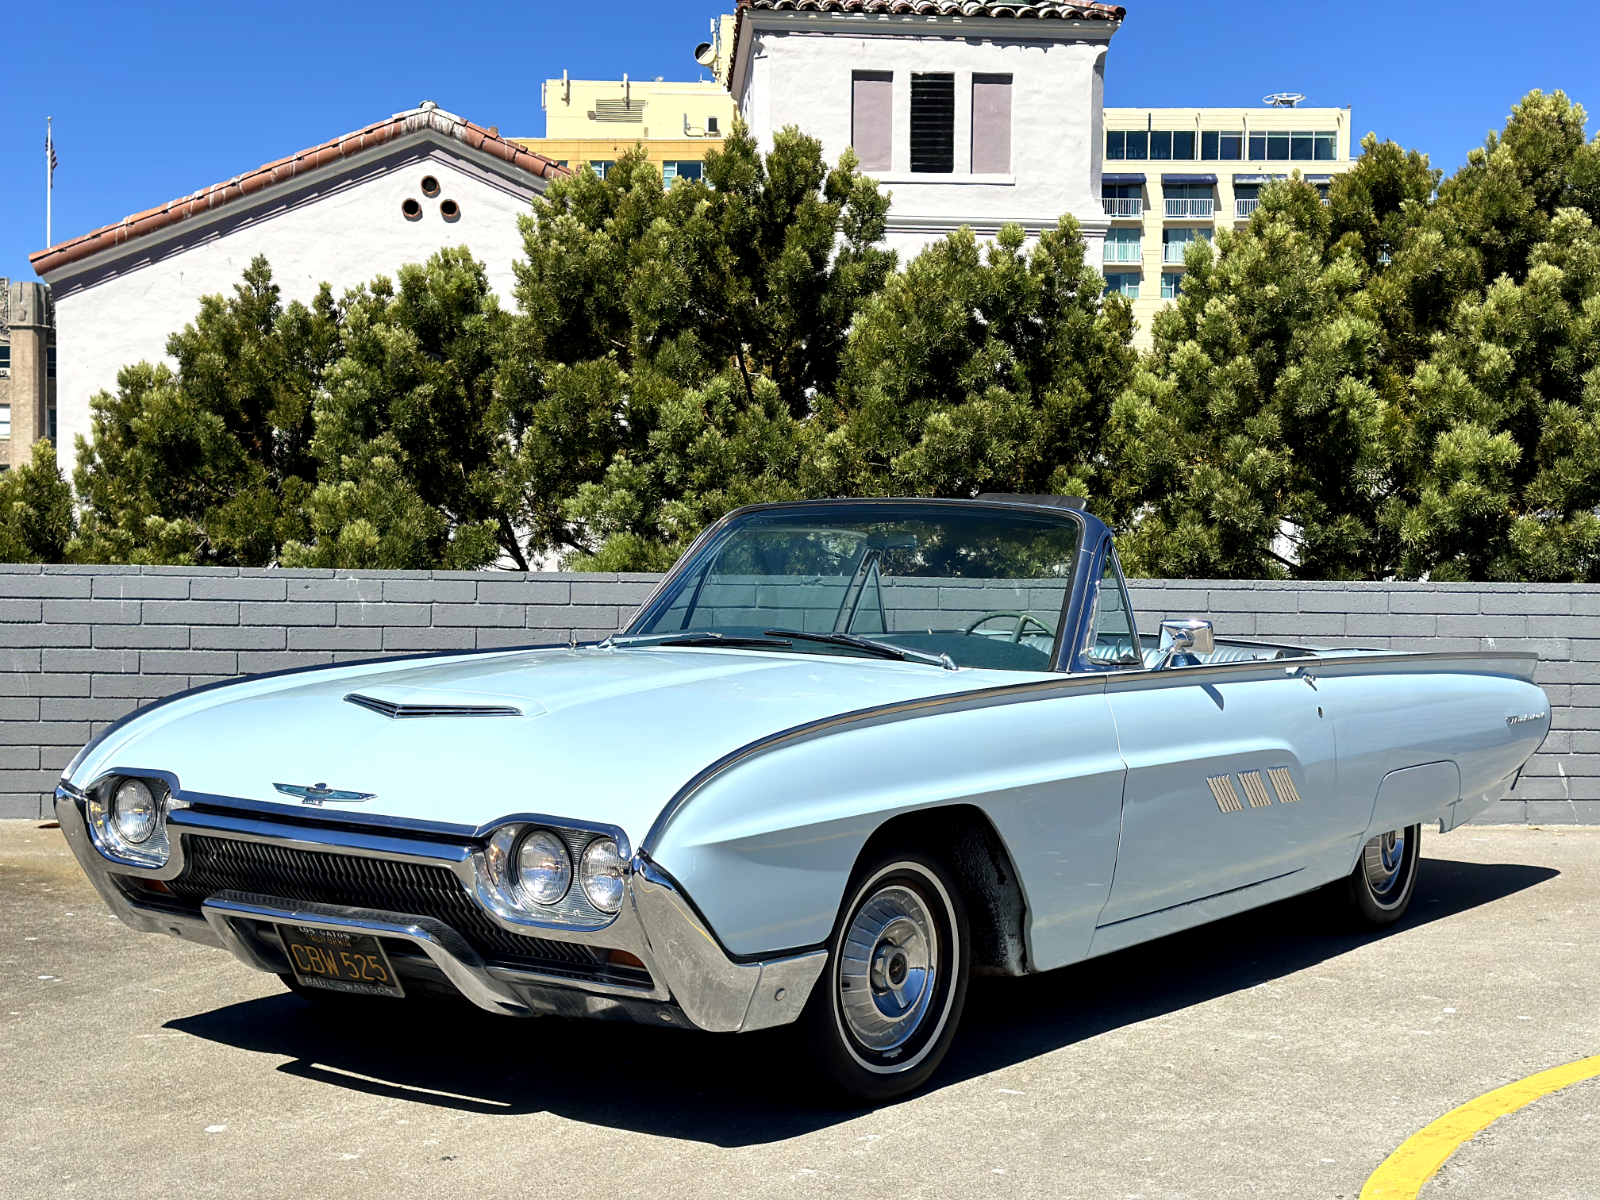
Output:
[[55, 787, 825, 1033]]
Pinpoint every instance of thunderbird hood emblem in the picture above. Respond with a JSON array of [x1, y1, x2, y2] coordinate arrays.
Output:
[[273, 781, 377, 806]]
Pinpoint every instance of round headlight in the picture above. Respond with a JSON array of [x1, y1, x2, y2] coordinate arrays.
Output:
[[112, 778, 159, 845], [579, 837, 626, 913], [515, 829, 572, 906]]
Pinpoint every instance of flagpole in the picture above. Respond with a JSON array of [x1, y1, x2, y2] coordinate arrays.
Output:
[[46, 116, 53, 248]]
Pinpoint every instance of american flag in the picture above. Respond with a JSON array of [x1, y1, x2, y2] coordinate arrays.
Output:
[[46, 128, 57, 180]]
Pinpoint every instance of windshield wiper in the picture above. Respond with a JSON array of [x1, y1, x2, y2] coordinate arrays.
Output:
[[658, 634, 794, 649], [764, 629, 957, 671], [604, 632, 794, 650]]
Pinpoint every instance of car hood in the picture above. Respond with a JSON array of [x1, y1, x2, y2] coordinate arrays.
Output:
[[67, 646, 1018, 845]]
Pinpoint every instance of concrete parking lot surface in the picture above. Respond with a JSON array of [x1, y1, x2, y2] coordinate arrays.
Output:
[[1, 820, 1595, 1200]]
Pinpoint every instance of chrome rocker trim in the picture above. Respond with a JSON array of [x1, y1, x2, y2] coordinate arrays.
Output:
[[55, 784, 826, 1034]]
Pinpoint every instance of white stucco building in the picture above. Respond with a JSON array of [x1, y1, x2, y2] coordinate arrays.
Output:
[[29, 103, 564, 473], [724, 0, 1124, 260]]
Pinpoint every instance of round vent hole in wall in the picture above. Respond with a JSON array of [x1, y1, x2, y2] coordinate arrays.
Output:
[[401, 198, 423, 221], [440, 199, 460, 222], [421, 175, 441, 196]]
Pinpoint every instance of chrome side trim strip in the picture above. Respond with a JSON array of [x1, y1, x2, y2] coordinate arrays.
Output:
[[641, 647, 1539, 855], [1093, 868, 1304, 931], [641, 673, 1112, 854]]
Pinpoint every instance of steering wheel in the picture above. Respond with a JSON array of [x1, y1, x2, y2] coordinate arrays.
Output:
[[962, 611, 1057, 644]]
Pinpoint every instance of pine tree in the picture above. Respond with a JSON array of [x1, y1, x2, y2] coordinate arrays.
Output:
[[0, 441, 75, 563], [72, 257, 338, 565], [502, 123, 894, 569], [810, 219, 1137, 515]]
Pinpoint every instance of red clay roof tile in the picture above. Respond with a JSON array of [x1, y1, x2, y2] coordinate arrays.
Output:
[[30, 102, 569, 278]]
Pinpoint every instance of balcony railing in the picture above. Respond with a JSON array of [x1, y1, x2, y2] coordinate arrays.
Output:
[[1164, 198, 1214, 219], [1103, 242, 1143, 265], [1163, 241, 1207, 264], [1235, 198, 1260, 218], [1102, 197, 1143, 218]]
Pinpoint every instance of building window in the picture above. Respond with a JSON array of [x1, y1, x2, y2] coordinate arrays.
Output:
[[910, 73, 955, 173], [663, 160, 704, 185], [0, 405, 10, 438], [1102, 184, 1142, 218], [1248, 131, 1337, 161], [1163, 226, 1211, 264], [1103, 272, 1141, 299], [1161, 272, 1184, 300], [1234, 183, 1261, 218], [971, 74, 1012, 174], [1104, 228, 1143, 265], [1163, 183, 1214, 219], [47, 348, 56, 379], [589, 160, 616, 179], [1202, 131, 1243, 161], [852, 71, 893, 171], [1111, 130, 1195, 161], [0, 344, 9, 376], [48, 404, 56, 444]]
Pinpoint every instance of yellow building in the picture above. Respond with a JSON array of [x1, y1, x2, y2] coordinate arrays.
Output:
[[1100, 102, 1358, 344], [516, 16, 739, 182]]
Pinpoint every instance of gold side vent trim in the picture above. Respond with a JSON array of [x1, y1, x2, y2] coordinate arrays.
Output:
[[1268, 767, 1302, 804], [1208, 774, 1244, 813], [1239, 770, 1274, 808]]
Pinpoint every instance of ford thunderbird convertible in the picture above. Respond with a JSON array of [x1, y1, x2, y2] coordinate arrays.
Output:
[[57, 497, 1550, 1100]]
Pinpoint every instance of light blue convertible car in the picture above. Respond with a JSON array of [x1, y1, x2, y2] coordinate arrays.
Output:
[[57, 497, 1550, 1100]]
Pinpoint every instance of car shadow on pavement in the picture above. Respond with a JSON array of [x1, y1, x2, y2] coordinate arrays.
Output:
[[166, 855, 1555, 1147]]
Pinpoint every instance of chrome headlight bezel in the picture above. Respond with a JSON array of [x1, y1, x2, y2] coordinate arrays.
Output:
[[85, 773, 175, 869], [476, 818, 633, 928]]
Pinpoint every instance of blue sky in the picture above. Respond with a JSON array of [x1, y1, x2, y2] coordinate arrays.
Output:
[[3, 0, 1597, 283]]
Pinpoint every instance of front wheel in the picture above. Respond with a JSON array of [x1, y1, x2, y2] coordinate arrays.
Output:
[[1341, 824, 1421, 928], [800, 848, 969, 1103]]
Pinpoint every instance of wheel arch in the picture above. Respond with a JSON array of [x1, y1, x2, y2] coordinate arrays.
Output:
[[853, 804, 1030, 977]]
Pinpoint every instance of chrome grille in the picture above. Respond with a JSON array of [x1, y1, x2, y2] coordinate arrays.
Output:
[[168, 835, 602, 967]]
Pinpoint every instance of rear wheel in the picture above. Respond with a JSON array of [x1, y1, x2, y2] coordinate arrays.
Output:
[[1341, 824, 1421, 928], [800, 848, 969, 1103]]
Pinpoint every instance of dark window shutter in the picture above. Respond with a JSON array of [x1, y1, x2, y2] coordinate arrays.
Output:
[[910, 73, 955, 173]]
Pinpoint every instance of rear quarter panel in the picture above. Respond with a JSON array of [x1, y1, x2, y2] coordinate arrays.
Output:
[[1319, 660, 1549, 838]]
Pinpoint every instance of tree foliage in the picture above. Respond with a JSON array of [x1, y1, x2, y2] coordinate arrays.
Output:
[[1119, 89, 1600, 581], [810, 219, 1138, 517], [13, 91, 1600, 584], [0, 440, 75, 563], [72, 257, 338, 565], [503, 124, 895, 569]]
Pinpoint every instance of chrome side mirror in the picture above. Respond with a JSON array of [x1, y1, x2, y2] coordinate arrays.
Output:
[[1156, 618, 1214, 669]]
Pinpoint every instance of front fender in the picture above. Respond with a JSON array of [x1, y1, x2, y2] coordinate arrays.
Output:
[[646, 682, 1126, 969]]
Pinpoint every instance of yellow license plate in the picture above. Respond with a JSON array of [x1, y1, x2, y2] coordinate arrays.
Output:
[[280, 925, 404, 998]]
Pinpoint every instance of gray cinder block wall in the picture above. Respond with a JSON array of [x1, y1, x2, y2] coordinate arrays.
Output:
[[0, 565, 1592, 825]]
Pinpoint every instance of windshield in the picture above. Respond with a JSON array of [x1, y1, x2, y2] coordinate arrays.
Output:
[[625, 503, 1083, 672]]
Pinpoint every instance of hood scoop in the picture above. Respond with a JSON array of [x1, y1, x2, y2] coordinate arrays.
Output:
[[344, 692, 524, 719]]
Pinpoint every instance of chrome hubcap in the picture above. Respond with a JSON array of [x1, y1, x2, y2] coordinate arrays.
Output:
[[1363, 829, 1408, 897], [840, 885, 938, 1052]]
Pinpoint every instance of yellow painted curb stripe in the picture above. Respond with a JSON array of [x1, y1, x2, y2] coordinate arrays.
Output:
[[1361, 1053, 1600, 1199]]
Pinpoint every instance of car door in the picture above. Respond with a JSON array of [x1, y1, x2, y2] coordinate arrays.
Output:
[[1096, 657, 1339, 930]]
